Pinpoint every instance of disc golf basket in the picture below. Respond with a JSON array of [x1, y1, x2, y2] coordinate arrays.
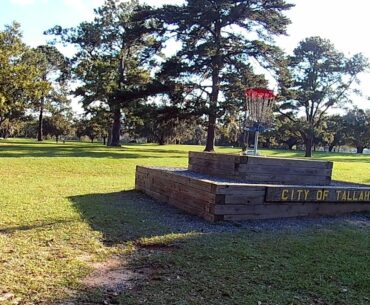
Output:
[[243, 88, 276, 155]]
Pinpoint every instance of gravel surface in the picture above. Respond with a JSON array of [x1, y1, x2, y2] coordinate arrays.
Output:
[[131, 191, 370, 236]]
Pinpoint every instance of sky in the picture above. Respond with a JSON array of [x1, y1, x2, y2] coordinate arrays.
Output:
[[1, 0, 370, 112]]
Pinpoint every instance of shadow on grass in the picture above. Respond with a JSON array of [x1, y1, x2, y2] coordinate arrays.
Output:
[[0, 144, 185, 159], [68, 190, 218, 245], [0, 219, 76, 235], [60, 189, 370, 305]]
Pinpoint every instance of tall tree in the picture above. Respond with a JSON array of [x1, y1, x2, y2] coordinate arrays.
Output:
[[43, 109, 73, 143], [273, 115, 302, 150], [154, 0, 293, 151], [47, 0, 165, 146], [325, 115, 347, 152], [31, 45, 69, 141], [0, 23, 48, 131], [279, 36, 369, 157], [343, 108, 370, 154]]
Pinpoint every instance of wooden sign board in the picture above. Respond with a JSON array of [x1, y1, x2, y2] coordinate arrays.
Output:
[[266, 187, 370, 203]]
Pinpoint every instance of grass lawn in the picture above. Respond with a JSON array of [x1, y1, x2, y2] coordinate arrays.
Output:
[[0, 139, 369, 305]]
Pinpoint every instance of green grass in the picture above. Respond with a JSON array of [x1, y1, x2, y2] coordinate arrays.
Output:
[[0, 139, 369, 305]]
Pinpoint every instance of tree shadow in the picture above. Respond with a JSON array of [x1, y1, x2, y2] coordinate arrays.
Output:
[[0, 219, 76, 235], [68, 190, 227, 245], [61, 189, 370, 304], [58, 189, 370, 304], [0, 144, 184, 159]]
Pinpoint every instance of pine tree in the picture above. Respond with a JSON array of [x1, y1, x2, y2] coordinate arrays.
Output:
[[154, 0, 294, 151]]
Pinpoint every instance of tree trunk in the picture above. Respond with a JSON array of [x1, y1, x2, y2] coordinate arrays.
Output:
[[204, 19, 221, 152], [56, 135, 59, 143], [305, 136, 313, 157], [303, 127, 314, 157], [357, 146, 364, 154], [329, 145, 334, 152], [205, 114, 217, 151], [37, 99, 44, 141], [109, 106, 121, 147], [103, 137, 107, 145], [241, 130, 249, 152]]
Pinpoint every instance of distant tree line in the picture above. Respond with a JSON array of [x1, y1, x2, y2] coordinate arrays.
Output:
[[1, 0, 369, 156]]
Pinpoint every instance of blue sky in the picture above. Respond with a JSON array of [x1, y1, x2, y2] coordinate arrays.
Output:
[[2, 0, 370, 111]]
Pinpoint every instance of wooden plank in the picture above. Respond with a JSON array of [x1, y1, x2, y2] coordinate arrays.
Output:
[[237, 164, 332, 177], [189, 151, 240, 163], [188, 153, 333, 186], [222, 203, 370, 220], [189, 157, 237, 171], [188, 165, 238, 178], [216, 185, 266, 195], [240, 173, 330, 185], [244, 155, 333, 169], [142, 167, 216, 193], [224, 191, 266, 204]]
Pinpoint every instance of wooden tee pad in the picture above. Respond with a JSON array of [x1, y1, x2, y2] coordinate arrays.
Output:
[[135, 152, 370, 222]]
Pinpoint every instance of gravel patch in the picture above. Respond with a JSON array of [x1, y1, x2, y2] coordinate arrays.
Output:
[[131, 191, 370, 236]]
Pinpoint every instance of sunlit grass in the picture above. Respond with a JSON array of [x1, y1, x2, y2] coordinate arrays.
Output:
[[0, 138, 369, 304]]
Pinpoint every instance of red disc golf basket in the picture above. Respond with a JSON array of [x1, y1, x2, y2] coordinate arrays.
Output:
[[244, 88, 276, 155]]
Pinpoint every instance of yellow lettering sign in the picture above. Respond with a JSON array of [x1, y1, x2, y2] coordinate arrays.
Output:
[[336, 190, 342, 201], [323, 190, 329, 201], [275, 188, 370, 203], [296, 190, 303, 201], [316, 190, 323, 201], [353, 191, 358, 201], [304, 190, 309, 200], [365, 191, 370, 201], [281, 189, 289, 201], [359, 191, 364, 201]]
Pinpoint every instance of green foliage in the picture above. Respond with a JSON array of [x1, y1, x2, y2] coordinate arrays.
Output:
[[0, 23, 49, 129], [343, 108, 370, 153], [75, 109, 111, 143], [153, 0, 294, 151], [272, 115, 302, 150], [43, 111, 73, 141], [47, 0, 166, 146], [279, 36, 369, 157]]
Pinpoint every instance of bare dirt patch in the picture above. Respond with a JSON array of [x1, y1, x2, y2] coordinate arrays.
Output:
[[82, 258, 139, 293]]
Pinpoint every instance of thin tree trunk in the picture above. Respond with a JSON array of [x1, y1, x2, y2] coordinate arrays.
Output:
[[357, 146, 364, 154], [109, 106, 121, 147], [204, 19, 221, 152], [37, 100, 44, 141], [205, 114, 217, 151], [305, 137, 313, 157]]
